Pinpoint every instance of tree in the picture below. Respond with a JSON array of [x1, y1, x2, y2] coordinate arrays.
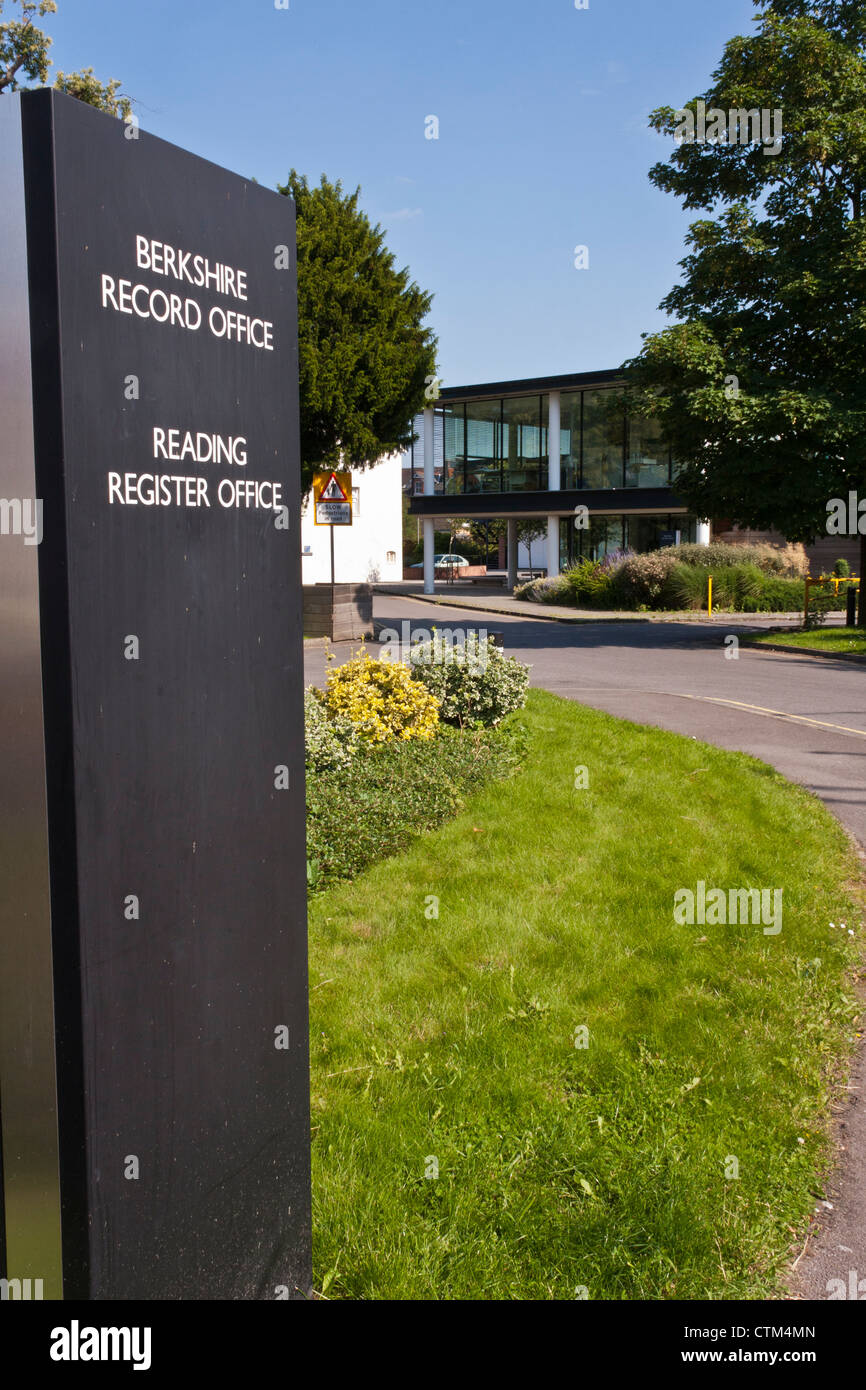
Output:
[[520, 519, 547, 574], [0, 1, 130, 114], [53, 66, 130, 118], [277, 171, 437, 494], [461, 518, 550, 570], [625, 0, 866, 616]]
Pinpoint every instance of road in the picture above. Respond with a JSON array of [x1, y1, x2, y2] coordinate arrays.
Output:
[[308, 595, 866, 849], [304, 594, 866, 1301]]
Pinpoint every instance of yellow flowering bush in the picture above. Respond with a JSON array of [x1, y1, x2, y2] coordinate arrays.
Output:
[[321, 653, 440, 743]]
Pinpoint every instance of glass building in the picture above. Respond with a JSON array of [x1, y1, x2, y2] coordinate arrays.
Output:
[[407, 370, 707, 590]]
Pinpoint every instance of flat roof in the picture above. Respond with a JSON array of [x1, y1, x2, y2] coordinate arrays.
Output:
[[437, 368, 623, 402]]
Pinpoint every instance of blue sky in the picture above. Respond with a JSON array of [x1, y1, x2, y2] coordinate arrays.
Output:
[[46, 0, 758, 386]]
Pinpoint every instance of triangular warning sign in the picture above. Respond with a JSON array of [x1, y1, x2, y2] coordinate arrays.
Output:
[[320, 472, 348, 501]]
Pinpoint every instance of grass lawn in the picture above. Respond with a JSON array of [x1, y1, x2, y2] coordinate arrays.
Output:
[[309, 689, 863, 1300], [751, 627, 866, 656]]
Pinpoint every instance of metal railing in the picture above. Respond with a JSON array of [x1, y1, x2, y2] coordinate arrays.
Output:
[[804, 573, 860, 624]]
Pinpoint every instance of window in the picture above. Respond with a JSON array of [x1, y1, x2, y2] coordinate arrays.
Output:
[[464, 399, 503, 494], [442, 403, 466, 493], [559, 391, 581, 489], [386, 550, 397, 564], [428, 384, 681, 496], [502, 396, 546, 492], [626, 411, 670, 488], [352, 486, 360, 517], [561, 513, 697, 566], [582, 389, 625, 489]]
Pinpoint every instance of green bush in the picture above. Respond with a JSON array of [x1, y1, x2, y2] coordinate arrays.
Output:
[[672, 541, 808, 577], [804, 579, 849, 627], [514, 575, 569, 604], [304, 688, 359, 773], [833, 557, 851, 577], [665, 562, 714, 610], [519, 542, 809, 613], [666, 562, 764, 610], [306, 724, 524, 888], [667, 563, 805, 612], [612, 550, 680, 607], [739, 575, 806, 612], [561, 557, 617, 606], [409, 633, 530, 727], [321, 652, 440, 743]]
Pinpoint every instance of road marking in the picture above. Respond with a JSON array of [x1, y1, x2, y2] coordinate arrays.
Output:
[[563, 686, 866, 740], [678, 694, 866, 739]]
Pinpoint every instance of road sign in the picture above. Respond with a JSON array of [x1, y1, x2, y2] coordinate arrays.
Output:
[[314, 470, 352, 525]]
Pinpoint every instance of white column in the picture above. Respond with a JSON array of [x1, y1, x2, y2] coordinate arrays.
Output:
[[422, 406, 435, 593], [423, 406, 435, 494], [507, 518, 518, 591], [696, 520, 711, 546], [546, 391, 561, 577], [547, 516, 560, 578], [547, 390, 561, 491], [423, 518, 435, 594]]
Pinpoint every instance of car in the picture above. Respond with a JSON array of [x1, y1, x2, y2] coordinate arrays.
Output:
[[433, 553, 469, 568], [406, 553, 471, 572]]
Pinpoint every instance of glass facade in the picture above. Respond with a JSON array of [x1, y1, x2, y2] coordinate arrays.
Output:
[[583, 388, 626, 490], [437, 387, 672, 494], [443, 395, 551, 494], [627, 411, 669, 489], [465, 398, 502, 493], [559, 513, 697, 568], [559, 391, 581, 489], [502, 396, 547, 491]]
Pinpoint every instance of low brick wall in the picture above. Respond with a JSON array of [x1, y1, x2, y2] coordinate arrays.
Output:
[[402, 565, 488, 581], [303, 583, 373, 641]]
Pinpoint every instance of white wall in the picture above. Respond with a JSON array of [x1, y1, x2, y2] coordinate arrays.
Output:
[[300, 452, 403, 585], [517, 535, 548, 570]]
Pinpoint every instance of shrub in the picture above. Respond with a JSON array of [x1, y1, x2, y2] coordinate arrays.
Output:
[[560, 558, 617, 607], [673, 541, 808, 577], [833, 557, 851, 577], [665, 562, 712, 610], [672, 562, 766, 610], [668, 563, 804, 612], [409, 632, 530, 727], [304, 687, 359, 773], [804, 578, 848, 627], [515, 541, 809, 612], [306, 723, 525, 888], [804, 591, 835, 628], [739, 575, 806, 612], [321, 652, 440, 743], [514, 574, 569, 604], [613, 550, 680, 607]]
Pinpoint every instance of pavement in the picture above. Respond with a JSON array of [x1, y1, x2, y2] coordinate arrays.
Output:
[[304, 590, 866, 1301], [376, 578, 810, 627]]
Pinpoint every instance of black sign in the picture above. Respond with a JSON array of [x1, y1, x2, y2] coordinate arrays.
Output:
[[0, 90, 310, 1299]]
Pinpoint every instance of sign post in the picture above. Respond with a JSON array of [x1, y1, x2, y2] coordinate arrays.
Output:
[[313, 469, 353, 592], [0, 90, 311, 1300]]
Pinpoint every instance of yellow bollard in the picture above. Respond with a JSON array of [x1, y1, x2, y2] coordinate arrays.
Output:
[[708, 575, 713, 617]]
